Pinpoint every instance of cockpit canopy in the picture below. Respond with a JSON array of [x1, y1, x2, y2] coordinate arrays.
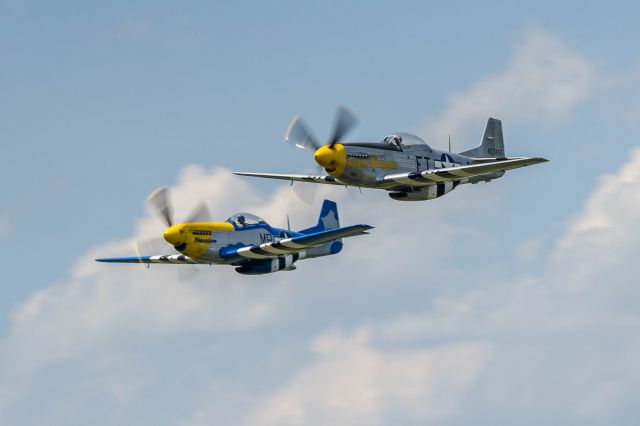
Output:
[[382, 132, 431, 151], [383, 134, 403, 149], [226, 213, 267, 228]]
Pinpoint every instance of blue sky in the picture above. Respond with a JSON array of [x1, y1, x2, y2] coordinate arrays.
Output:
[[2, 1, 640, 425]]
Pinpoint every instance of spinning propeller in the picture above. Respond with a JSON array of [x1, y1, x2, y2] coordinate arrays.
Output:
[[285, 105, 358, 174], [146, 187, 212, 248], [284, 106, 358, 204], [136, 187, 213, 281], [147, 187, 212, 229]]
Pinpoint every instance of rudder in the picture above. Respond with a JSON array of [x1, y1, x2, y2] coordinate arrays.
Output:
[[299, 200, 340, 234], [459, 118, 505, 159]]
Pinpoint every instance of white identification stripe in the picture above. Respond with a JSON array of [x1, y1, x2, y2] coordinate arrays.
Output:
[[149, 255, 196, 263], [260, 245, 291, 254], [421, 172, 448, 182], [236, 248, 271, 259], [280, 240, 308, 249], [392, 176, 420, 185], [443, 168, 474, 177]]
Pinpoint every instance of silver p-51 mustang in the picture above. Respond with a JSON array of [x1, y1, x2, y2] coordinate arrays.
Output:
[[235, 106, 548, 201]]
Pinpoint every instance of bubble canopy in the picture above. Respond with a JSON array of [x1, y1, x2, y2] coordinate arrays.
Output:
[[226, 213, 267, 228], [382, 132, 430, 149]]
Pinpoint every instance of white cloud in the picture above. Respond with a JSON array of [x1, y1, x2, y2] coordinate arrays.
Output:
[[244, 331, 492, 426], [423, 30, 595, 148], [550, 147, 640, 290]]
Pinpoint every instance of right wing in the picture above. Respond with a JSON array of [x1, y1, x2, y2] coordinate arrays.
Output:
[[219, 224, 372, 262], [233, 172, 344, 186], [381, 157, 548, 186]]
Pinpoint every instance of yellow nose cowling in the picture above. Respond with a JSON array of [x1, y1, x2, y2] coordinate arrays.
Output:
[[163, 224, 185, 246], [313, 144, 346, 177]]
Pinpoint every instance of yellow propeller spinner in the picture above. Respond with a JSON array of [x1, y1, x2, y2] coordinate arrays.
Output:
[[314, 143, 346, 177], [162, 224, 184, 246]]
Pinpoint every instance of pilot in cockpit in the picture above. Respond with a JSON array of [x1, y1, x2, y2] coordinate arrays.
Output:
[[384, 134, 403, 150], [237, 215, 246, 227]]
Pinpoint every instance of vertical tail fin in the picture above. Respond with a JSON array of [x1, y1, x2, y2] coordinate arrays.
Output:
[[459, 118, 506, 159], [299, 200, 340, 234]]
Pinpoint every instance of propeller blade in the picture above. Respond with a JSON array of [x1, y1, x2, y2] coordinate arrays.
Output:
[[147, 187, 173, 227], [184, 201, 212, 223], [177, 265, 200, 282], [284, 116, 322, 150], [290, 165, 322, 206], [135, 237, 171, 260], [290, 181, 317, 206], [328, 105, 358, 147]]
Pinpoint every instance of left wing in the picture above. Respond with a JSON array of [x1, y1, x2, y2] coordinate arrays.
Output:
[[96, 255, 199, 264], [381, 157, 548, 186], [220, 224, 372, 262], [233, 172, 344, 186]]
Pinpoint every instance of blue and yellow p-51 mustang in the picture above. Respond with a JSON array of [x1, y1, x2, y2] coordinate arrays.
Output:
[[96, 188, 371, 275]]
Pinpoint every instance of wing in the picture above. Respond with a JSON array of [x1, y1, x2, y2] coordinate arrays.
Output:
[[233, 172, 344, 186], [381, 157, 548, 186], [220, 224, 372, 261], [96, 255, 200, 264]]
